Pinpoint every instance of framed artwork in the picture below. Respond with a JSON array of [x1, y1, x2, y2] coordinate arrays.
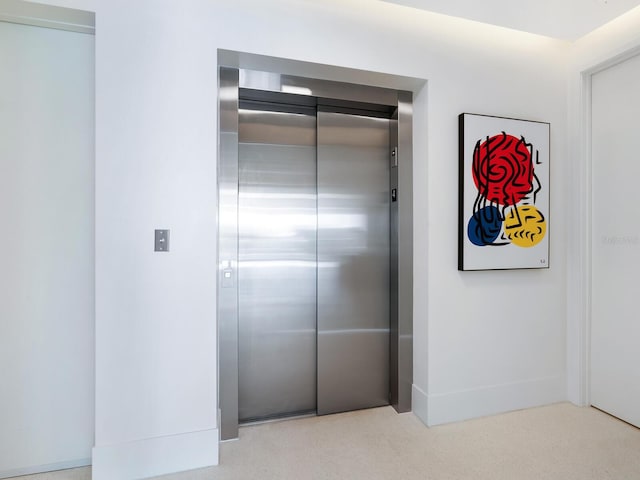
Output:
[[458, 113, 550, 271]]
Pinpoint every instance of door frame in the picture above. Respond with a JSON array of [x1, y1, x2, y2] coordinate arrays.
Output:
[[217, 62, 415, 440], [570, 44, 640, 408]]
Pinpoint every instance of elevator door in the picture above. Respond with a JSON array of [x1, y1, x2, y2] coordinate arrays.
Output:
[[317, 109, 390, 415], [238, 106, 318, 422], [238, 101, 390, 422]]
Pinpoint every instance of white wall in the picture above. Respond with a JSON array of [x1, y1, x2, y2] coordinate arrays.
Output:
[[30, 0, 570, 478], [0, 20, 94, 478], [90, 1, 220, 479]]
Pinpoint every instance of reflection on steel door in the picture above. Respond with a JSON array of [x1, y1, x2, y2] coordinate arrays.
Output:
[[317, 109, 390, 415], [238, 107, 317, 422]]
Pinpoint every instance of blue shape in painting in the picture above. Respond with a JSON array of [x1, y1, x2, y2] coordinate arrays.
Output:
[[468, 206, 502, 246]]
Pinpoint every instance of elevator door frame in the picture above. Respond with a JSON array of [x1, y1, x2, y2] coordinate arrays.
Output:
[[218, 67, 414, 440]]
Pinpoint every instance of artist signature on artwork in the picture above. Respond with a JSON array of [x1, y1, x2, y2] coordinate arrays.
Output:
[[601, 235, 640, 246]]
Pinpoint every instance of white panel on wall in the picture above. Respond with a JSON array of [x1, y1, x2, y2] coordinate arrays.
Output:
[[591, 53, 640, 428], [0, 21, 94, 477]]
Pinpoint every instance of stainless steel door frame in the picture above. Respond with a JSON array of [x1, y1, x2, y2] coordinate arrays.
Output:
[[395, 92, 413, 414], [217, 67, 413, 440], [218, 67, 240, 440]]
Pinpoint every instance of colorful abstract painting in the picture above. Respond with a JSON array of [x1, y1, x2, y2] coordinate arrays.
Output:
[[458, 113, 550, 270]]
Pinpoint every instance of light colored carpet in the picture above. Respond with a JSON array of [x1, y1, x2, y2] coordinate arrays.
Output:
[[14, 403, 640, 480]]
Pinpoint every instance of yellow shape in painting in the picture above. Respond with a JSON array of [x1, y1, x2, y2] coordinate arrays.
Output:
[[504, 205, 546, 247]]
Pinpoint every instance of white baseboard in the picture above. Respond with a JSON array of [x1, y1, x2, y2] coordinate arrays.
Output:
[[411, 375, 566, 427], [412, 383, 429, 427], [92, 428, 219, 480], [0, 458, 91, 480]]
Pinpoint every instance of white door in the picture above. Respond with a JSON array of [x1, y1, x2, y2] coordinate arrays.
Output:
[[0, 16, 94, 477], [591, 53, 640, 428]]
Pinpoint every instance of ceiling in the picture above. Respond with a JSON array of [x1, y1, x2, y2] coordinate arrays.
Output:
[[378, 0, 640, 40]]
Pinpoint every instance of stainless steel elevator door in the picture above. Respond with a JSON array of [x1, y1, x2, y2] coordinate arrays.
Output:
[[317, 110, 391, 415], [238, 107, 317, 422]]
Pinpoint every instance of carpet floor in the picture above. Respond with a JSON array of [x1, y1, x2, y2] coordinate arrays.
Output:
[[14, 403, 640, 480]]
